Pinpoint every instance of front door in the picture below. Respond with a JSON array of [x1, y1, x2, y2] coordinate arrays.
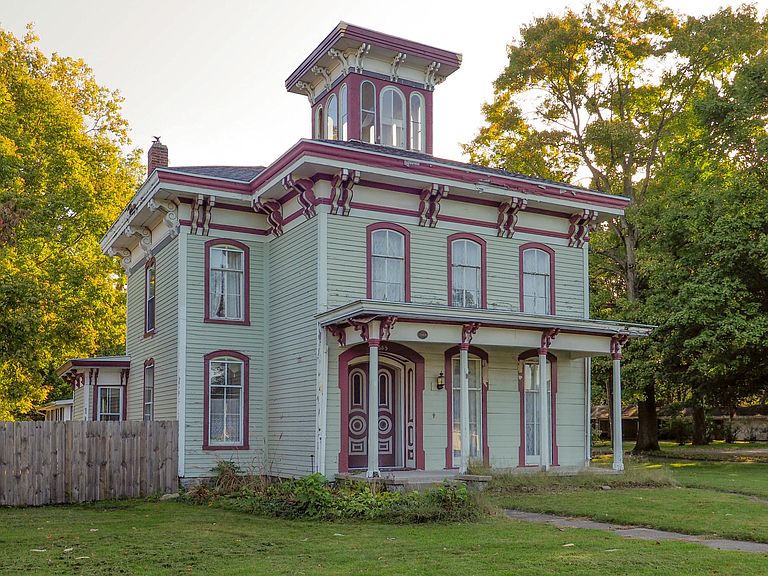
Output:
[[347, 365, 397, 469]]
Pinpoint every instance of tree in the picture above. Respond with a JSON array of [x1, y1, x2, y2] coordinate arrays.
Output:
[[464, 0, 766, 451], [0, 26, 141, 419]]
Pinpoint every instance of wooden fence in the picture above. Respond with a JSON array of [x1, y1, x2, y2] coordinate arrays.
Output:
[[0, 420, 178, 506]]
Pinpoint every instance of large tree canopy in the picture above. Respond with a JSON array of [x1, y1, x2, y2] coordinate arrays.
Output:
[[465, 0, 768, 449], [0, 26, 141, 419]]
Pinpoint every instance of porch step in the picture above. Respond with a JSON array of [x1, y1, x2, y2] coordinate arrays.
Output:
[[334, 471, 491, 492]]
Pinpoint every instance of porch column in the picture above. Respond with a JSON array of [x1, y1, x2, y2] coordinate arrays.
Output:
[[538, 350, 550, 471], [611, 335, 628, 472], [459, 344, 470, 474], [367, 337, 381, 478]]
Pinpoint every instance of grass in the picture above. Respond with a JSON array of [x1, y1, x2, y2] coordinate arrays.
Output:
[[2, 500, 767, 575], [642, 460, 768, 498]]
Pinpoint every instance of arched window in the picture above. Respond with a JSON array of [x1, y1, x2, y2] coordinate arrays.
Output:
[[449, 235, 485, 308], [361, 81, 376, 143], [518, 350, 558, 466], [380, 87, 405, 148], [315, 105, 325, 139], [326, 94, 338, 140], [144, 257, 156, 335], [204, 351, 249, 449], [340, 84, 348, 140], [521, 244, 554, 315], [205, 239, 250, 325], [367, 223, 410, 302], [409, 92, 426, 152]]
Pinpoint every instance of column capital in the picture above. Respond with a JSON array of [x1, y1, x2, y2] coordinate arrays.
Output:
[[539, 328, 560, 355], [610, 334, 629, 360], [461, 322, 480, 348]]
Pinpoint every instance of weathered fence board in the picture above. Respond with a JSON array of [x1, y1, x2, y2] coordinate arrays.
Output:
[[0, 421, 178, 507]]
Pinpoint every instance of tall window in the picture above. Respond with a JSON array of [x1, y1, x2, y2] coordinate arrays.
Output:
[[97, 387, 122, 421], [209, 245, 244, 321], [409, 92, 425, 152], [452, 356, 483, 461], [380, 87, 405, 148], [370, 227, 406, 302], [326, 94, 338, 140], [315, 105, 325, 139], [451, 238, 482, 308], [143, 362, 154, 421], [520, 354, 555, 466], [360, 81, 376, 143], [207, 355, 245, 446], [145, 260, 156, 334], [339, 84, 348, 140], [522, 246, 553, 315]]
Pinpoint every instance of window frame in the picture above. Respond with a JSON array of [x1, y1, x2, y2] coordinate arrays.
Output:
[[203, 350, 250, 450], [96, 386, 123, 422], [326, 93, 339, 140], [366, 222, 411, 303], [204, 239, 250, 326], [447, 233, 487, 308], [519, 243, 556, 315], [360, 80, 377, 144], [339, 84, 348, 140], [409, 91, 426, 152], [143, 359, 155, 422], [517, 349, 559, 467], [144, 257, 156, 336], [379, 86, 406, 149]]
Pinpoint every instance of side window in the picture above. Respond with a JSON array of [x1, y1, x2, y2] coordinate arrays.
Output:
[[339, 84, 348, 140], [380, 87, 405, 148], [97, 387, 122, 421], [522, 247, 553, 315], [145, 259, 156, 335], [205, 353, 249, 449], [315, 105, 325, 139], [143, 361, 154, 421], [205, 240, 249, 325], [409, 92, 426, 152], [326, 94, 338, 140], [361, 81, 376, 143], [450, 238, 483, 308], [369, 227, 407, 302]]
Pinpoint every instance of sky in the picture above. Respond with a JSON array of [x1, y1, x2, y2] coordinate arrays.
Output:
[[3, 0, 766, 170]]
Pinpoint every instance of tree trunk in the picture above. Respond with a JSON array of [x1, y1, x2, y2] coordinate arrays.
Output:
[[692, 396, 707, 445], [633, 382, 660, 452]]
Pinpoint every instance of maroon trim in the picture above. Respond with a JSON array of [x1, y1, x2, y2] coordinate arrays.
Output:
[[157, 170, 250, 194], [365, 222, 411, 302], [519, 243, 557, 315], [338, 342, 425, 473], [517, 349, 559, 467], [143, 358, 155, 421], [203, 350, 250, 451], [204, 238, 251, 326], [208, 222, 270, 236], [178, 197, 254, 213], [444, 346, 490, 469], [90, 369, 97, 422], [144, 257, 156, 338], [351, 202, 420, 218], [447, 233, 488, 308]]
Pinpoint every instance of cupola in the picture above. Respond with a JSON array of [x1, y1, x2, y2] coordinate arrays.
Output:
[[285, 23, 462, 155]]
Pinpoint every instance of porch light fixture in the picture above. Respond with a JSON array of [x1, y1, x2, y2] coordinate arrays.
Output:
[[436, 371, 445, 390]]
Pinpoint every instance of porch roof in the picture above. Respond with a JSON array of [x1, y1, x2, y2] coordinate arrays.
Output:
[[317, 300, 654, 339]]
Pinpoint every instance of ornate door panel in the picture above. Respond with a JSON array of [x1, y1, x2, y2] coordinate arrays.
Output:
[[377, 367, 396, 468], [347, 365, 397, 469]]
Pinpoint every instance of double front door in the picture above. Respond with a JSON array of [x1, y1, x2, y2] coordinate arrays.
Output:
[[348, 365, 397, 470]]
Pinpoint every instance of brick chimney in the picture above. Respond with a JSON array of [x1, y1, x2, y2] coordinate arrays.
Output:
[[147, 137, 168, 176]]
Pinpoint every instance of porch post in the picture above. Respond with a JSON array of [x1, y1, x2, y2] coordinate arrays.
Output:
[[538, 351, 550, 471], [611, 335, 627, 472], [459, 344, 470, 474], [367, 338, 380, 477]]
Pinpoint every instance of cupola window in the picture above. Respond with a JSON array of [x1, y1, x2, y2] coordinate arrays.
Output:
[[340, 84, 348, 140], [326, 94, 338, 140], [380, 87, 405, 148], [361, 81, 376, 143]]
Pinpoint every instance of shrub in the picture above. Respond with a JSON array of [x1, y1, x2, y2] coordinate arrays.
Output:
[[662, 416, 692, 445]]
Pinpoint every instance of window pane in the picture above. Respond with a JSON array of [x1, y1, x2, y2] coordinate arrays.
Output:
[[361, 82, 375, 143], [410, 93, 425, 151], [387, 230, 403, 257], [340, 85, 348, 140], [537, 249, 550, 273], [523, 249, 536, 271], [327, 94, 338, 140], [372, 230, 387, 255]]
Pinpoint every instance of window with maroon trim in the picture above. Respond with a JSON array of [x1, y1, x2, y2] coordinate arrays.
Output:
[[339, 84, 348, 140], [449, 235, 486, 308], [518, 350, 558, 467], [361, 81, 376, 143], [144, 259, 156, 335], [143, 361, 154, 421], [521, 244, 555, 315], [97, 387, 122, 421], [368, 224, 410, 302], [205, 239, 250, 325], [326, 93, 339, 140], [204, 351, 249, 449], [409, 92, 426, 152]]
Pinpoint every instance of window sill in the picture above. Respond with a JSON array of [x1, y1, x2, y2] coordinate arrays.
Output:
[[143, 329, 156, 339], [202, 443, 250, 451], [203, 318, 250, 327]]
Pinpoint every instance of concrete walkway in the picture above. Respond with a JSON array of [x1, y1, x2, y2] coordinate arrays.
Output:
[[505, 509, 768, 554]]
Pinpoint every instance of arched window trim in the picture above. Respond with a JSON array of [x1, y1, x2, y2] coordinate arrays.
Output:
[[204, 238, 250, 326], [203, 350, 250, 450], [444, 345, 489, 469], [379, 86, 407, 149], [517, 349, 559, 467], [409, 91, 426, 152], [144, 256, 156, 337], [360, 80, 376, 144], [519, 242, 556, 315], [447, 233, 487, 308], [339, 84, 348, 140], [366, 222, 411, 302], [326, 93, 339, 140]]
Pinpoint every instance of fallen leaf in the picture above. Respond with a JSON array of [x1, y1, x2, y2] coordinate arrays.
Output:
[[333, 533, 345, 537], [30, 549, 47, 553], [89, 529, 98, 532], [75, 556, 90, 560], [562, 543, 575, 547], [605, 549, 619, 552], [63, 548, 74, 553]]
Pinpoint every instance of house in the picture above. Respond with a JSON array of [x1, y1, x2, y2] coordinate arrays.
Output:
[[58, 23, 652, 481], [38, 398, 74, 422]]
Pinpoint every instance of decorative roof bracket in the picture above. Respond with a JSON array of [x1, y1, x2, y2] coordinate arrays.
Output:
[[148, 198, 180, 238], [568, 209, 598, 248], [497, 197, 527, 238], [330, 168, 360, 216], [418, 183, 448, 228]]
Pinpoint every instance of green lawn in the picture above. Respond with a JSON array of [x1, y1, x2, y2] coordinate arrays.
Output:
[[1, 500, 766, 575], [644, 460, 768, 497]]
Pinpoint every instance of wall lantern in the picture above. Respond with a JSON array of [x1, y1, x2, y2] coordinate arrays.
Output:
[[436, 371, 445, 390]]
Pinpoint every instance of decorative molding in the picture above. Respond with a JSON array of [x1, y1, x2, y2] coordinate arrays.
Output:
[[328, 48, 350, 74], [497, 197, 527, 238], [424, 61, 442, 90], [568, 209, 598, 248], [283, 175, 317, 220], [390, 52, 406, 81], [327, 324, 347, 347], [254, 198, 284, 237], [540, 328, 561, 354], [190, 194, 215, 236], [295, 81, 315, 104], [120, 368, 130, 387], [349, 317, 375, 343], [330, 168, 360, 216], [461, 322, 480, 348], [610, 334, 629, 360], [148, 198, 180, 238], [108, 246, 133, 275], [125, 225, 152, 257], [311, 65, 332, 92], [351, 43, 371, 73], [379, 316, 398, 341], [418, 183, 448, 228]]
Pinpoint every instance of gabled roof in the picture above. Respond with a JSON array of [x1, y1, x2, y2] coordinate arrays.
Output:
[[162, 166, 265, 182]]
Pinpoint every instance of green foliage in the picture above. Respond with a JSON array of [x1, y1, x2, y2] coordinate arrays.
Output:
[[662, 416, 693, 445], [0, 25, 141, 418]]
